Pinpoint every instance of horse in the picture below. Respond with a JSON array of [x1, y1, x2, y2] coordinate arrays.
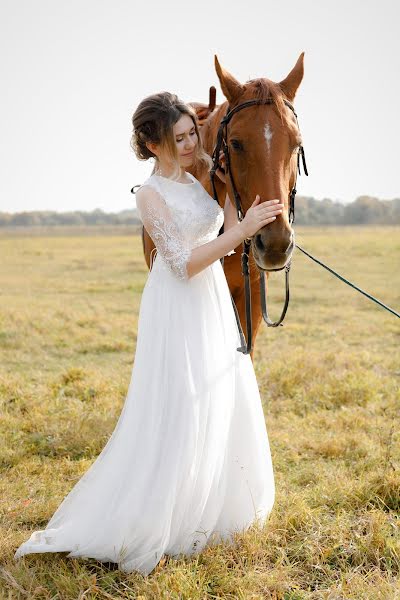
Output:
[[141, 53, 305, 359]]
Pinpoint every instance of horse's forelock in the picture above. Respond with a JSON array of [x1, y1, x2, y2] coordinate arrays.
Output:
[[243, 78, 289, 124]]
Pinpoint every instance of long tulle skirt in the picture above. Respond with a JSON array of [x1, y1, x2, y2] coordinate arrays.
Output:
[[14, 256, 275, 575]]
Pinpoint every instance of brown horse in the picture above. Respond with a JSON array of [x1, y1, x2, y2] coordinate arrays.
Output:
[[141, 53, 305, 359]]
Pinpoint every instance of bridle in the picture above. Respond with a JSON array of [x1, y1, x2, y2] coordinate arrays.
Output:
[[209, 97, 308, 354]]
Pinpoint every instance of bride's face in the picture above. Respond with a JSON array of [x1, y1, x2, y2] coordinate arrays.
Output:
[[172, 114, 198, 166], [147, 114, 198, 169]]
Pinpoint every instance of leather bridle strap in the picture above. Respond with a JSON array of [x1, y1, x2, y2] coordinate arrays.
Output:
[[210, 96, 308, 354]]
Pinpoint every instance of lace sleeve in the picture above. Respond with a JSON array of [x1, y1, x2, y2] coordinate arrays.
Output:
[[135, 184, 192, 281]]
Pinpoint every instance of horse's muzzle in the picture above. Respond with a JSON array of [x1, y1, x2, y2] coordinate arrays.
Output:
[[253, 233, 294, 271]]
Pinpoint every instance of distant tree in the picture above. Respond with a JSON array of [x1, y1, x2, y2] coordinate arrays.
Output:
[[344, 196, 390, 225], [0, 198, 398, 227], [389, 198, 400, 223]]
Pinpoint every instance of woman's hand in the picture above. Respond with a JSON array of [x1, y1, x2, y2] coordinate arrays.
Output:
[[215, 150, 226, 183], [240, 195, 283, 238]]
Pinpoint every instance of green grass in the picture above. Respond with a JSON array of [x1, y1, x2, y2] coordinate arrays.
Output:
[[1, 226, 399, 599]]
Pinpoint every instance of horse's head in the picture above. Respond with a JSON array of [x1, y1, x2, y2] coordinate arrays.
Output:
[[214, 53, 305, 271]]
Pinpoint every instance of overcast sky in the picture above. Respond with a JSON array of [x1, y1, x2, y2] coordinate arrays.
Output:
[[1, 0, 399, 213]]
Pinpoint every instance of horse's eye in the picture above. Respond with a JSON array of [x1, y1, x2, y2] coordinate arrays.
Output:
[[230, 139, 244, 151]]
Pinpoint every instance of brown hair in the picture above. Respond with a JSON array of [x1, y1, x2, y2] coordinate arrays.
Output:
[[130, 91, 212, 180]]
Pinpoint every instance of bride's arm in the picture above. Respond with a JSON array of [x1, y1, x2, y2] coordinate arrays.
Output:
[[136, 185, 281, 281], [136, 184, 247, 280], [222, 193, 239, 257], [223, 193, 239, 231]]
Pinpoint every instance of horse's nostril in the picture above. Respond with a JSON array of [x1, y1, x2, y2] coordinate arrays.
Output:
[[255, 233, 265, 252]]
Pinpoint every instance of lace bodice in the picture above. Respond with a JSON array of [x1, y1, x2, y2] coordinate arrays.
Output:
[[135, 172, 228, 281]]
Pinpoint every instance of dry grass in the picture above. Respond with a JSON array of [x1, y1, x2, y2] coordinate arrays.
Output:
[[0, 226, 399, 599]]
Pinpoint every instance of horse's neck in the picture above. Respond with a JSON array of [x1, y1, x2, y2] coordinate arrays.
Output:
[[191, 102, 229, 194]]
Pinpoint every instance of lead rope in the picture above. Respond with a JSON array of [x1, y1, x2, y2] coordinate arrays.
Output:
[[295, 244, 400, 318]]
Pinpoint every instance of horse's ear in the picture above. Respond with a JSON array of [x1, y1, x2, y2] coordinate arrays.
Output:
[[214, 55, 244, 104], [278, 52, 305, 102]]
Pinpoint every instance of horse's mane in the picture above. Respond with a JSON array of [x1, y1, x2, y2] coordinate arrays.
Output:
[[244, 78, 288, 124]]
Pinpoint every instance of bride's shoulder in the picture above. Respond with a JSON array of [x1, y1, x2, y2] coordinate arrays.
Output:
[[189, 172, 214, 193], [136, 174, 162, 195], [138, 173, 157, 187], [135, 176, 166, 211]]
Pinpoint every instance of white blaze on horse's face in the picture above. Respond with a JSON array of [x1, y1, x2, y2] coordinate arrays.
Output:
[[264, 122, 273, 152]]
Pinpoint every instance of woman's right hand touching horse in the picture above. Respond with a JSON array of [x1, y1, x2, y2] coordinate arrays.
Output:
[[239, 195, 283, 238]]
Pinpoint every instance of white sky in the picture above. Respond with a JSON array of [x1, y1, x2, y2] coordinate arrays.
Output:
[[1, 0, 399, 213]]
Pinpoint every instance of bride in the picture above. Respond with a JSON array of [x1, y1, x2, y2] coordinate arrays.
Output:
[[14, 91, 283, 576]]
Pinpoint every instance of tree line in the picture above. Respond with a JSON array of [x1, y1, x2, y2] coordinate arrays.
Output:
[[1, 196, 399, 227]]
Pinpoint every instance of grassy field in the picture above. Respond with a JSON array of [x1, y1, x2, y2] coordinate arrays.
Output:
[[0, 226, 399, 599]]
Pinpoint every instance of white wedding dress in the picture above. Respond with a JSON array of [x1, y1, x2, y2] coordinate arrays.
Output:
[[14, 171, 275, 576]]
